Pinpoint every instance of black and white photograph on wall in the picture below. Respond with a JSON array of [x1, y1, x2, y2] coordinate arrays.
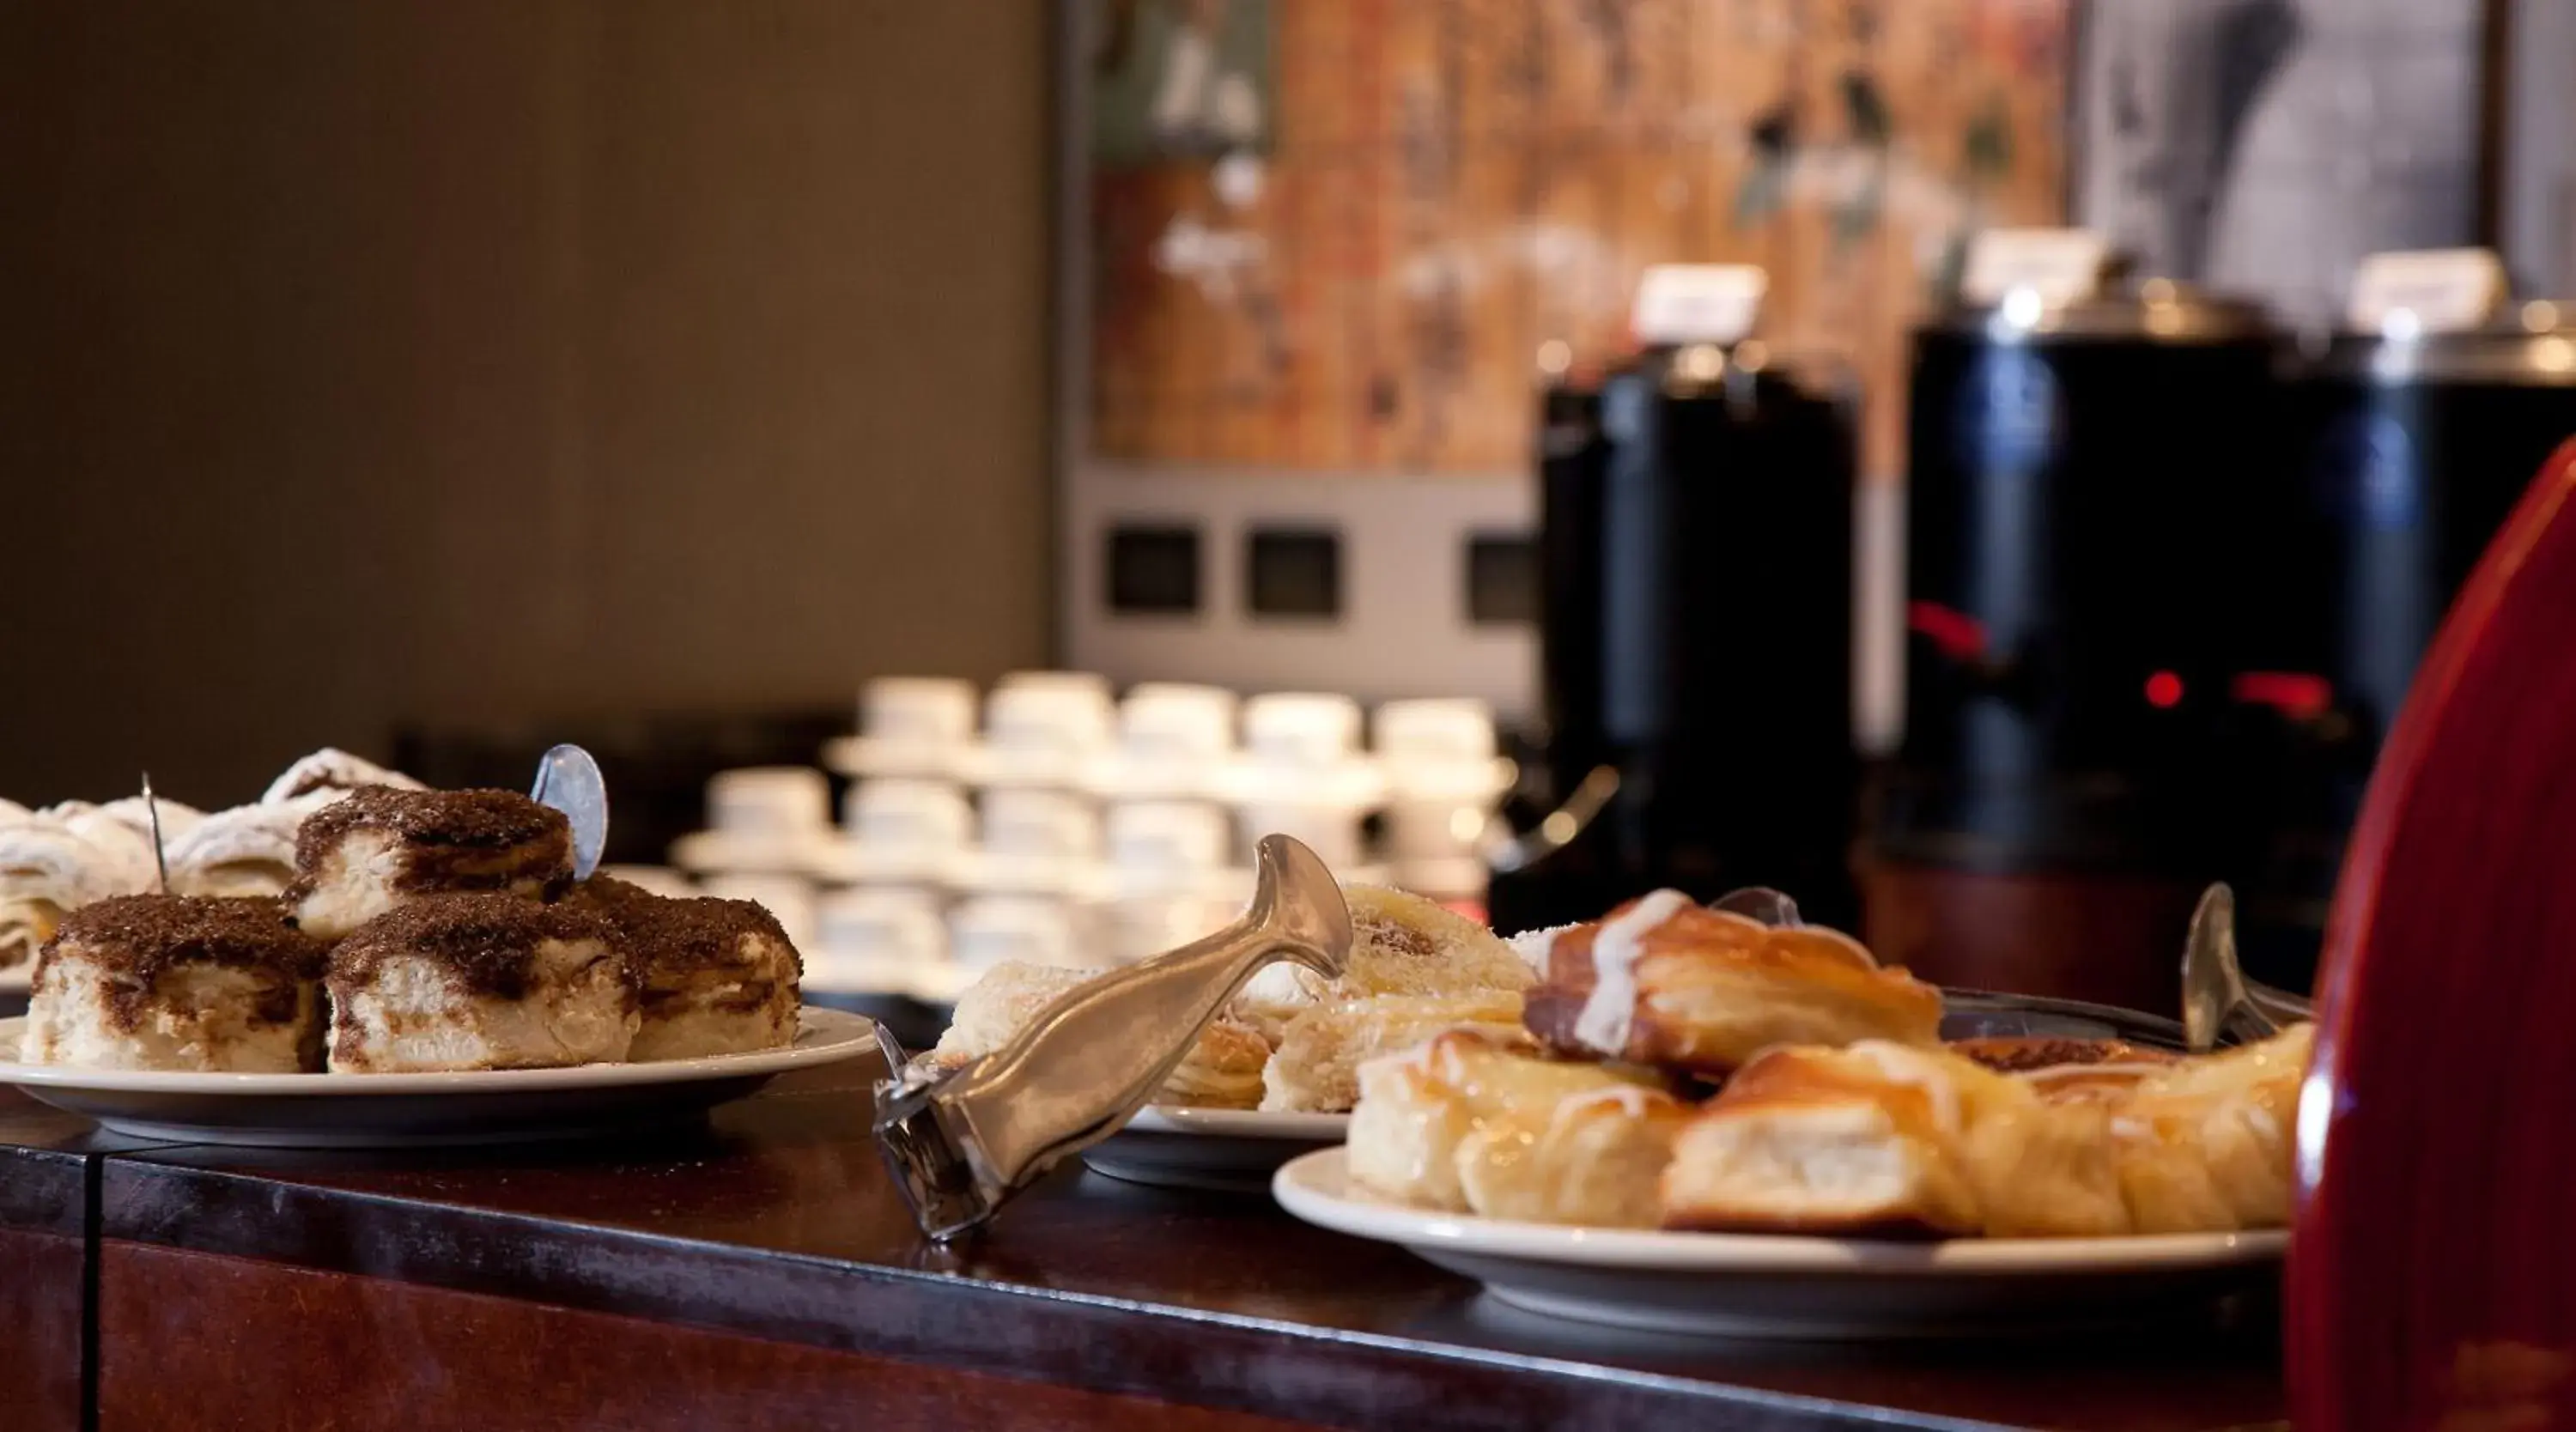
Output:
[[2074, 0, 2488, 326]]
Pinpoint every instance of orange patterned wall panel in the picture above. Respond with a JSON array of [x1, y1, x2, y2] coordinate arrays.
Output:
[[1085, 0, 2070, 478]]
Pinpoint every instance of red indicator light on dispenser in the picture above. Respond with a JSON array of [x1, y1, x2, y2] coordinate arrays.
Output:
[[2145, 671, 2184, 708]]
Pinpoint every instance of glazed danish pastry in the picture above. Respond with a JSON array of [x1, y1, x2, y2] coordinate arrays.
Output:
[[1658, 1041, 1990, 1236], [1522, 892, 1943, 1077], [1346, 1028, 1683, 1228], [931, 960, 1269, 1109], [2109, 1022, 2312, 1234], [1661, 1041, 2138, 1238], [1662, 1028, 2313, 1237]]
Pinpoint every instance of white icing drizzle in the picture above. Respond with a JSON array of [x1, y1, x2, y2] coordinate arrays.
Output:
[[1505, 923, 1575, 972], [1571, 889, 1692, 1056]]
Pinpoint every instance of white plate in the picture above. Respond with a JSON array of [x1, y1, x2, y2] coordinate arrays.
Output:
[[1081, 1107, 1351, 1193], [1272, 1149, 2286, 1340], [0, 1007, 879, 1148]]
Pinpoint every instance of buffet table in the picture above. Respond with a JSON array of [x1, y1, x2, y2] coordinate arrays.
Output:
[[0, 1059, 2287, 1432]]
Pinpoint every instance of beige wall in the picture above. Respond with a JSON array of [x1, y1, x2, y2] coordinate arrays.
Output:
[[0, 1, 1052, 806]]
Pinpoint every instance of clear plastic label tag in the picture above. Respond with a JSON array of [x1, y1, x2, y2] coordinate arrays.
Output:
[[1960, 228, 2109, 307], [1631, 264, 1769, 345]]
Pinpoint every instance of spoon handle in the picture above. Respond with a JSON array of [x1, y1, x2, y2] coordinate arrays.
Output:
[[2247, 979, 2314, 1024]]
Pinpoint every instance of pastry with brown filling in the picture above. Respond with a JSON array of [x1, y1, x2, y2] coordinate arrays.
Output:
[[928, 960, 1269, 1109], [288, 786, 574, 940], [326, 893, 637, 1072], [1522, 892, 1943, 1077], [564, 875, 801, 1061], [1947, 1035, 2180, 1075], [21, 895, 328, 1072], [1230, 884, 1534, 1042], [1345, 1027, 1685, 1227]]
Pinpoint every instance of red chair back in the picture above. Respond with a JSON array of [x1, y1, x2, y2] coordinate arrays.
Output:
[[2294, 438, 2576, 1429]]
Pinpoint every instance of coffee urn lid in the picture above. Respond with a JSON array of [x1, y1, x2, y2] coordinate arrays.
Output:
[[2315, 300, 2576, 385], [1926, 277, 2277, 344]]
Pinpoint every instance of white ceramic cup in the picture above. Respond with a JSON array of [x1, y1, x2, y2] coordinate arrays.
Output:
[[863, 677, 978, 747], [1242, 692, 1363, 767], [948, 894, 1085, 971], [980, 680, 1115, 785], [844, 779, 974, 852], [1105, 799, 1231, 873], [1375, 698, 1497, 765], [706, 768, 833, 835]]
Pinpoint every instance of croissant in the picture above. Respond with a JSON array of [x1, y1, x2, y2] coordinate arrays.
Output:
[[1521, 892, 1943, 1077]]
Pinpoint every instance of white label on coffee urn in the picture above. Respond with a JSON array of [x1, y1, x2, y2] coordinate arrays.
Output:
[[2348, 248, 2506, 336], [1960, 228, 2109, 308], [1631, 264, 1769, 345]]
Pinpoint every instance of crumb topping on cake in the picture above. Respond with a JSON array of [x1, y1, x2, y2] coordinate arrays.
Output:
[[562, 877, 796, 989], [296, 786, 569, 857], [40, 895, 326, 1030], [287, 786, 573, 906], [329, 892, 633, 1004]]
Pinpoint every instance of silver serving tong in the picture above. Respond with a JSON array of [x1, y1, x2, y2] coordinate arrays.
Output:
[[2179, 883, 2312, 1053], [874, 834, 1352, 1241], [528, 743, 609, 880]]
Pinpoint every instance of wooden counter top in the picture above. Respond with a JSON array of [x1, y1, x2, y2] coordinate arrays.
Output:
[[76, 1057, 2287, 1432]]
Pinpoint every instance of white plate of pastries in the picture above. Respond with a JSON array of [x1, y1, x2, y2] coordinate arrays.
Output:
[[0, 750, 872, 1146], [1269, 890, 2309, 1338], [914, 885, 1537, 1191]]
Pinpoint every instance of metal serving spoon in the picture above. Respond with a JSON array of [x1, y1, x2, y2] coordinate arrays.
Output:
[[2179, 883, 2313, 1053], [529, 743, 609, 880]]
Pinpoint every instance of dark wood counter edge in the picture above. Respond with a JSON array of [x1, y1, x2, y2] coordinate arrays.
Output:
[[2, 1089, 181, 1432], [99, 1161, 2007, 1432]]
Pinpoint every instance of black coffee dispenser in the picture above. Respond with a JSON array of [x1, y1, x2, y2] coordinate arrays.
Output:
[[1866, 279, 2299, 1010], [2235, 297, 2576, 985], [1493, 286, 1862, 936]]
